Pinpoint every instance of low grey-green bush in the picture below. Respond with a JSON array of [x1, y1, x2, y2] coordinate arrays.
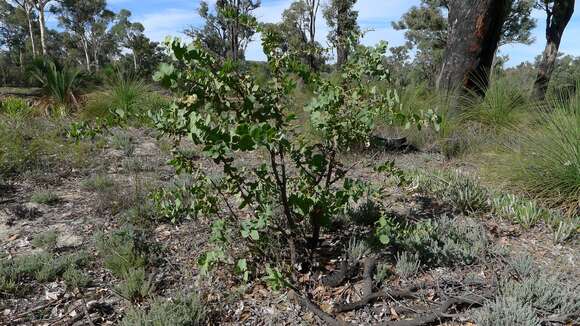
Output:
[[395, 251, 420, 279], [31, 230, 59, 252], [30, 191, 60, 206], [121, 292, 207, 326], [474, 296, 541, 326]]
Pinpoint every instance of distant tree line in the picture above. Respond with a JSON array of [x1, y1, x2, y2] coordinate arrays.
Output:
[[0, 0, 165, 86], [1, 0, 576, 99]]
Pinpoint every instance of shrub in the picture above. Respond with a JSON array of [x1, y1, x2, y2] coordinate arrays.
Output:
[[0, 96, 32, 118], [347, 237, 370, 262], [474, 296, 541, 326], [110, 129, 135, 156], [121, 292, 207, 326], [95, 226, 149, 278], [501, 274, 580, 318], [395, 251, 420, 279], [0, 251, 89, 294], [348, 199, 382, 226], [116, 267, 154, 303], [548, 215, 579, 244], [413, 171, 489, 214], [31, 230, 59, 251], [81, 174, 116, 192], [105, 66, 149, 122], [30, 191, 60, 206], [151, 31, 437, 280], [509, 254, 535, 279], [63, 268, 90, 289], [401, 216, 492, 267], [490, 90, 579, 212]]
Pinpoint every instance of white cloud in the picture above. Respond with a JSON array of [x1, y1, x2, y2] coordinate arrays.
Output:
[[138, 8, 197, 42]]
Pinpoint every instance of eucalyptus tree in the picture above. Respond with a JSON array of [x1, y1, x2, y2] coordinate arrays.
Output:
[[437, 0, 511, 98], [8, 0, 37, 57], [30, 0, 53, 55], [533, 0, 576, 100], [112, 9, 145, 71], [0, 0, 31, 69], [185, 0, 261, 61], [323, 0, 359, 68], [264, 0, 324, 70], [53, 0, 116, 71], [395, 0, 537, 86]]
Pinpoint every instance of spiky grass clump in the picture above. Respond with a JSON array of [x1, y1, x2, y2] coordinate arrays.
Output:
[[105, 66, 149, 121], [460, 78, 528, 131], [29, 58, 81, 109], [490, 89, 579, 212], [0, 97, 32, 119]]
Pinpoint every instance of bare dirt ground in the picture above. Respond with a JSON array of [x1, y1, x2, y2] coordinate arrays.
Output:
[[1, 127, 578, 325]]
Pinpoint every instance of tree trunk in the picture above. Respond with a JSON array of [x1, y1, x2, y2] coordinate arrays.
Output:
[[132, 50, 138, 71], [93, 46, 99, 72], [533, 0, 575, 101], [25, 4, 37, 58], [38, 4, 47, 56], [436, 0, 511, 100], [335, 1, 348, 68], [19, 49, 24, 73], [82, 39, 91, 72]]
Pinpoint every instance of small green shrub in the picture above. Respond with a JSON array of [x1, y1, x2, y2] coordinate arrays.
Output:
[[121, 292, 207, 326], [374, 262, 391, 285], [512, 200, 546, 229], [474, 296, 541, 326], [122, 157, 151, 173], [348, 199, 382, 226], [105, 66, 149, 122], [116, 267, 154, 303], [460, 78, 527, 131], [548, 215, 579, 244], [0, 251, 90, 294], [63, 267, 90, 289], [31, 230, 59, 251], [395, 251, 420, 279], [29, 58, 81, 108], [491, 193, 548, 229], [110, 129, 135, 156], [0, 96, 32, 118], [95, 226, 149, 278], [30, 191, 60, 205], [81, 174, 116, 192]]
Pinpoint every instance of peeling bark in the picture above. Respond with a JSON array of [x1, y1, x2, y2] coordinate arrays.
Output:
[[436, 0, 511, 100], [533, 0, 575, 100]]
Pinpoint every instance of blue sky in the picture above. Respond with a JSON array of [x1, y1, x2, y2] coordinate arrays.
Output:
[[100, 1, 579, 66]]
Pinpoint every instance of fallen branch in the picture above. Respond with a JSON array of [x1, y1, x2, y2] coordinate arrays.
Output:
[[289, 290, 347, 326], [334, 283, 423, 313], [322, 256, 358, 287], [383, 292, 493, 326]]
